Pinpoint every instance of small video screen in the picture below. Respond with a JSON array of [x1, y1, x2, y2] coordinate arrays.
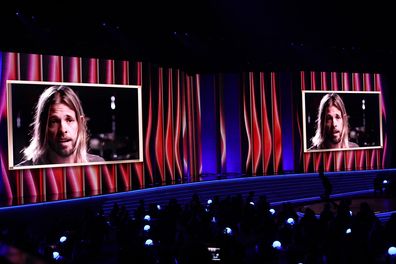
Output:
[[207, 246, 221, 262]]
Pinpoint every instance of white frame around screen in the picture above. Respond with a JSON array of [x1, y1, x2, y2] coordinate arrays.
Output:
[[302, 90, 383, 153], [7, 80, 143, 170]]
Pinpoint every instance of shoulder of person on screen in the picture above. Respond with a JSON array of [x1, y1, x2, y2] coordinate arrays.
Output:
[[87, 153, 105, 162], [308, 144, 321, 150], [15, 158, 45, 166], [348, 141, 359, 148]]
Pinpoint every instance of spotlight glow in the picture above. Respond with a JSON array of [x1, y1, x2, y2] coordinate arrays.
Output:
[[224, 227, 232, 235], [52, 251, 61, 260], [388, 246, 396, 256], [272, 240, 282, 250], [145, 239, 154, 246], [286, 218, 295, 225]]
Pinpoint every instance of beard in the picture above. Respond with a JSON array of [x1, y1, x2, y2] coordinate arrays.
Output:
[[49, 138, 77, 158], [325, 129, 342, 145]]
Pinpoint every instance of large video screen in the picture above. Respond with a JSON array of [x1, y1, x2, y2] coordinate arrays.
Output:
[[302, 90, 382, 153], [7, 80, 143, 170]]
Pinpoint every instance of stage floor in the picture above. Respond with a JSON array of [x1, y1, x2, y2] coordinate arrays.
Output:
[[292, 193, 396, 222]]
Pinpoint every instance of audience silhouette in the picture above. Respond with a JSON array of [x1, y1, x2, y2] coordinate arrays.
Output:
[[0, 192, 395, 264]]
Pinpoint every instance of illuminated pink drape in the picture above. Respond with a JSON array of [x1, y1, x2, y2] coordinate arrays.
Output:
[[242, 72, 282, 175], [298, 71, 386, 173], [0, 52, 201, 204]]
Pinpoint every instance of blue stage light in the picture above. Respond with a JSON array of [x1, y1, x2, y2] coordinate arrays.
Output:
[[145, 239, 154, 246], [224, 227, 232, 235], [388, 246, 396, 256], [52, 251, 62, 261], [144, 225, 151, 232], [286, 217, 295, 225], [144, 215, 151, 221], [272, 240, 282, 250], [59, 235, 67, 243]]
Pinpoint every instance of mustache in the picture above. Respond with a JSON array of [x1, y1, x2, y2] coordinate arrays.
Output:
[[57, 137, 72, 142]]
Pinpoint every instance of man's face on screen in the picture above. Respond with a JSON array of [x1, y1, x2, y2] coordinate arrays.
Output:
[[47, 103, 79, 161], [324, 105, 344, 147]]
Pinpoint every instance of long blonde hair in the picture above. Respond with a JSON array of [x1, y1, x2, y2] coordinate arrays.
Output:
[[311, 93, 350, 149], [23, 86, 89, 164]]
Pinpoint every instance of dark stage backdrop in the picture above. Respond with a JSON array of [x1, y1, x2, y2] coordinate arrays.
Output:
[[0, 51, 394, 206]]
